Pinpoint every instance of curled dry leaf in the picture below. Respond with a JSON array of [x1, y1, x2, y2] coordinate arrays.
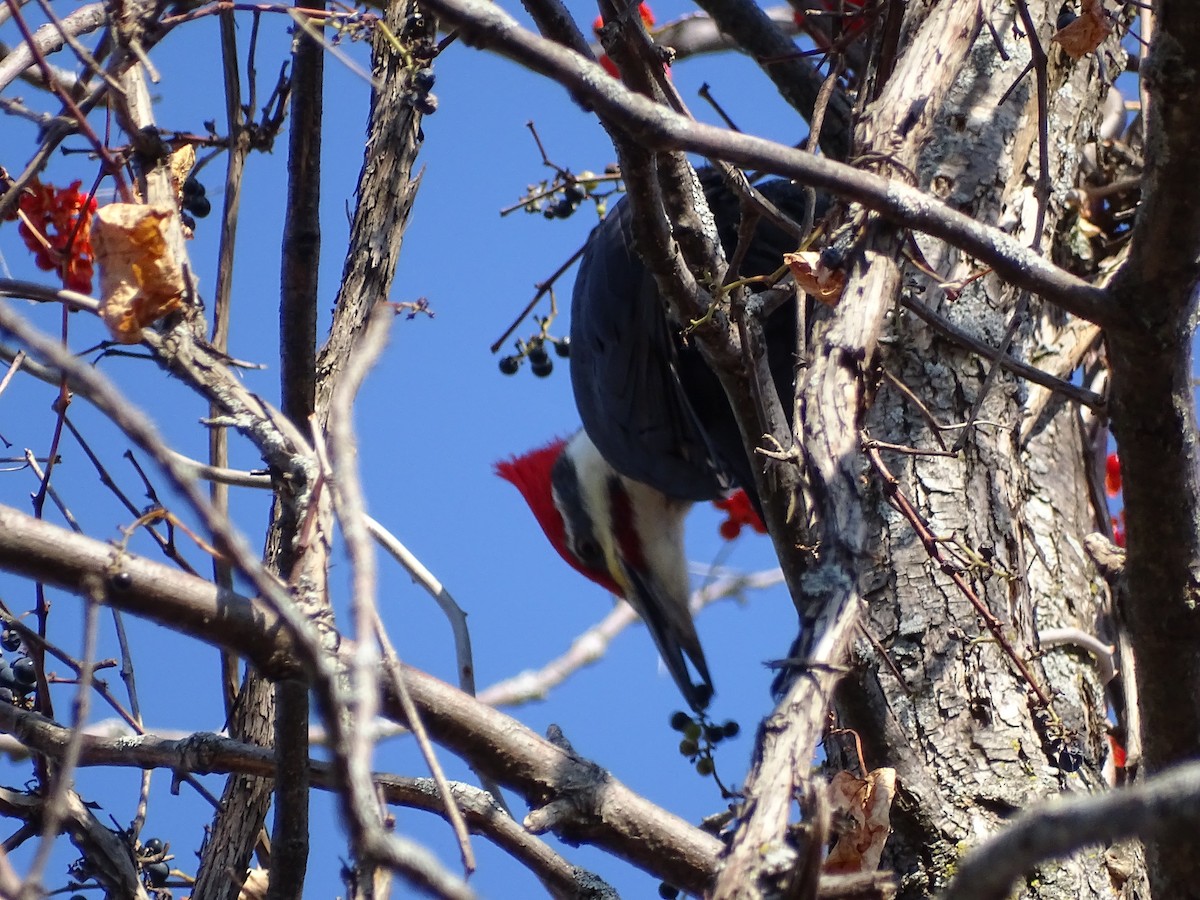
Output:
[[133, 144, 196, 206], [93, 203, 186, 344], [168, 144, 197, 196], [1052, 0, 1112, 60], [783, 250, 846, 306], [823, 767, 896, 875], [168, 144, 197, 239]]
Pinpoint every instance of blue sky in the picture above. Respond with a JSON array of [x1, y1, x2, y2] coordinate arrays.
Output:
[[0, 2, 806, 896]]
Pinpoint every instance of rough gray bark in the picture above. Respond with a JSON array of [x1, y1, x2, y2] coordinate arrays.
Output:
[[817, 4, 1132, 898], [191, 676, 275, 900]]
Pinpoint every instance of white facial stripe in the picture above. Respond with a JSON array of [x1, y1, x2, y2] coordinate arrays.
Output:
[[561, 431, 627, 588]]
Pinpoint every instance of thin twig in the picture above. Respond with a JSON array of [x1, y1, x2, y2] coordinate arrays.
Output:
[[489, 242, 587, 354], [23, 580, 100, 893], [326, 302, 476, 875], [365, 515, 476, 696]]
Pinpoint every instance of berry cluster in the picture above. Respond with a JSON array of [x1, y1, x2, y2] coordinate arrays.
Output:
[[498, 336, 569, 378], [0, 629, 38, 703], [516, 169, 613, 220], [541, 181, 586, 220], [1, 178, 97, 293], [713, 490, 767, 540], [181, 176, 211, 219], [670, 709, 740, 777], [68, 833, 175, 895], [139, 835, 172, 889]]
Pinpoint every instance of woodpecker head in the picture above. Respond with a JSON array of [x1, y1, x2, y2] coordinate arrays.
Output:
[[497, 430, 713, 710]]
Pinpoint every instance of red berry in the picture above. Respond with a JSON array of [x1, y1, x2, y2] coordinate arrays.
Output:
[[1105, 452, 1122, 497]]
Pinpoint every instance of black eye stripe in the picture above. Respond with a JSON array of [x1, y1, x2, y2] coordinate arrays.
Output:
[[551, 449, 605, 568]]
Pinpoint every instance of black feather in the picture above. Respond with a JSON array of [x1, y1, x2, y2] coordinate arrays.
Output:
[[569, 171, 820, 506]]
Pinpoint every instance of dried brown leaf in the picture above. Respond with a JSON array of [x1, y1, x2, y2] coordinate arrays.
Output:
[[1052, 1, 1112, 60], [784, 250, 846, 306], [93, 203, 185, 344], [823, 767, 896, 875], [168, 144, 196, 195]]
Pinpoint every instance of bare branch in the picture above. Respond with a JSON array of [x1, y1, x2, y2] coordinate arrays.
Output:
[[0, 703, 616, 899], [327, 301, 477, 876], [478, 568, 783, 707], [0, 301, 472, 900], [942, 760, 1200, 900], [688, 0, 851, 159], [0, 2, 106, 94], [366, 514, 478, 697], [0, 503, 723, 893]]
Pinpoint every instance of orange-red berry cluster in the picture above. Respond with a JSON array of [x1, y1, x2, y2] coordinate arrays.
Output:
[[713, 490, 768, 541], [2, 179, 97, 294]]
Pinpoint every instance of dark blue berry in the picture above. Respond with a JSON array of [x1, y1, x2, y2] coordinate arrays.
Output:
[[145, 860, 170, 886], [12, 657, 36, 688], [143, 837, 164, 855], [669, 711, 692, 731], [182, 176, 206, 199], [499, 356, 520, 375], [1, 630, 20, 652], [185, 194, 211, 218]]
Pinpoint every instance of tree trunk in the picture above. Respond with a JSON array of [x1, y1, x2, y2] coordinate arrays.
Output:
[[819, 4, 1138, 897]]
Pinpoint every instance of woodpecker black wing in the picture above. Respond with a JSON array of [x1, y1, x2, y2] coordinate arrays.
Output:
[[570, 173, 819, 505], [569, 196, 730, 502]]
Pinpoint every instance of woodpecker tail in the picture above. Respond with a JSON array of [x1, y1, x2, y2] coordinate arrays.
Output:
[[620, 563, 714, 711]]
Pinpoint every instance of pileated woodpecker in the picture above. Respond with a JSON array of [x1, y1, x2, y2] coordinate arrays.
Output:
[[498, 172, 816, 710]]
